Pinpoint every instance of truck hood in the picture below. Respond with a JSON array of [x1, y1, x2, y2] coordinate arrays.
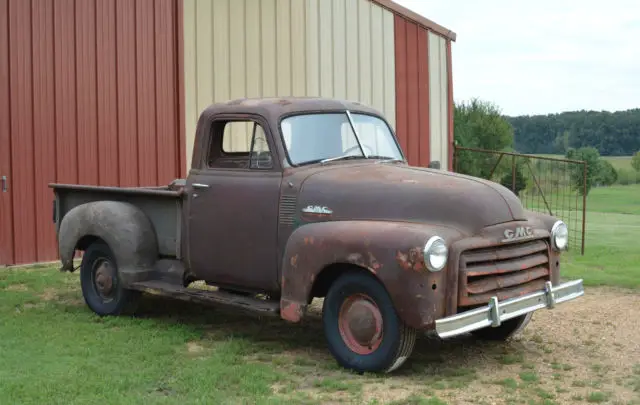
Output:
[[296, 163, 527, 235]]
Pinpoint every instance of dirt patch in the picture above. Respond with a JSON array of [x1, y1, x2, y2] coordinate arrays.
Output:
[[39, 288, 59, 301], [6, 283, 28, 291], [185, 341, 207, 356]]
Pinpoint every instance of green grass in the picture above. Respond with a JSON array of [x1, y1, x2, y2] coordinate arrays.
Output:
[[586, 391, 610, 403], [562, 208, 640, 289], [0, 269, 303, 405], [585, 184, 640, 215]]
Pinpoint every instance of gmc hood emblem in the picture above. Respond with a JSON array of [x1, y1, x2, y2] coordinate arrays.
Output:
[[301, 205, 333, 216], [502, 226, 533, 242]]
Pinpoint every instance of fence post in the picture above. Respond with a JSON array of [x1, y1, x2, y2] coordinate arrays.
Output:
[[581, 162, 587, 255], [511, 155, 516, 192]]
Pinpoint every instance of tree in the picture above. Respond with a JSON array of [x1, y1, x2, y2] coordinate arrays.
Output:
[[632, 151, 640, 172], [566, 147, 601, 195], [596, 159, 618, 186], [454, 98, 515, 179]]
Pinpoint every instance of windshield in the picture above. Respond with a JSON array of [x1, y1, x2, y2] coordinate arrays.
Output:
[[280, 112, 404, 165]]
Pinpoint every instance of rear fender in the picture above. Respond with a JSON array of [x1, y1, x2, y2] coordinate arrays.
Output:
[[279, 220, 463, 330], [57, 201, 158, 285]]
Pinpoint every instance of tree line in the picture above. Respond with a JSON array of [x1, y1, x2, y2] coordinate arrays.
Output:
[[507, 108, 640, 156]]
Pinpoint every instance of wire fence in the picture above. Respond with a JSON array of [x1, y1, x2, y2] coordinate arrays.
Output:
[[453, 146, 587, 254]]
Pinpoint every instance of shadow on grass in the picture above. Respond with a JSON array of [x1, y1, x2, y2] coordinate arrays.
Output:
[[70, 292, 528, 379]]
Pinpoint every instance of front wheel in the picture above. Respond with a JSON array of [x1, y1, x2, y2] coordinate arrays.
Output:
[[471, 312, 532, 341], [80, 241, 141, 316], [322, 272, 417, 373]]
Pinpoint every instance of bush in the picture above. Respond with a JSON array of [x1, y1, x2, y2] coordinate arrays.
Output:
[[595, 159, 618, 186]]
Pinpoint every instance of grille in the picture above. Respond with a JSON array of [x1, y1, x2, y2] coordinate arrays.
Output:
[[458, 239, 550, 307], [278, 195, 297, 225]]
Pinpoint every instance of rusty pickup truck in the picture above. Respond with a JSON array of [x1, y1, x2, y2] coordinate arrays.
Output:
[[51, 97, 584, 373]]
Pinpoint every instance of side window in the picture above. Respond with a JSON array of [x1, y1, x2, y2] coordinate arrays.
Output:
[[208, 120, 273, 169], [222, 121, 253, 153]]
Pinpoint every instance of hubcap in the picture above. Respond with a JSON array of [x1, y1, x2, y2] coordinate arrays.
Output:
[[93, 259, 115, 299], [338, 293, 384, 355]]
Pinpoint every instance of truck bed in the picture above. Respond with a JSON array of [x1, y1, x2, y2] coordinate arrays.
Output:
[[50, 182, 185, 258]]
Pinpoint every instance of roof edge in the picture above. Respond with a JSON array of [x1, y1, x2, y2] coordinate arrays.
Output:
[[370, 0, 457, 41]]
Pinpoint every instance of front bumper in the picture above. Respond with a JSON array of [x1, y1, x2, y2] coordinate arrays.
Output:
[[435, 279, 584, 339]]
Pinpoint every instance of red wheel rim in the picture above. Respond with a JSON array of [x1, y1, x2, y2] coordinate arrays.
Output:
[[338, 293, 384, 355]]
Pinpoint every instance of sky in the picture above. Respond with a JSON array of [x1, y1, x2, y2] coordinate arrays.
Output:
[[393, 0, 640, 116]]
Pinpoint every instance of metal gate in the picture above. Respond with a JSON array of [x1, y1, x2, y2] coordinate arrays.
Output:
[[453, 146, 588, 254]]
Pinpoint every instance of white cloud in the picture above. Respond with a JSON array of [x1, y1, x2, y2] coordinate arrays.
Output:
[[393, 0, 640, 115]]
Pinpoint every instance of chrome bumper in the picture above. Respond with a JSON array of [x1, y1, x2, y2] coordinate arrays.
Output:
[[435, 279, 584, 339]]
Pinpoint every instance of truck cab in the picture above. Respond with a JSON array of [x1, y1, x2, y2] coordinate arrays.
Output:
[[51, 97, 584, 374]]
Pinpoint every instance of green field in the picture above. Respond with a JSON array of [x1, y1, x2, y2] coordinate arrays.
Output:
[[1, 184, 638, 404], [535, 154, 634, 171], [602, 156, 634, 171]]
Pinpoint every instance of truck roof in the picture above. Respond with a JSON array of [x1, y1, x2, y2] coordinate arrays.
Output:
[[200, 97, 385, 123]]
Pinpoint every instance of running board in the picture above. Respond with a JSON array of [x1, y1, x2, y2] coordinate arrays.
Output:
[[129, 280, 281, 316]]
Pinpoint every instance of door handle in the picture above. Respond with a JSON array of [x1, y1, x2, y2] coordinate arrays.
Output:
[[1, 176, 6, 192], [192, 183, 210, 189]]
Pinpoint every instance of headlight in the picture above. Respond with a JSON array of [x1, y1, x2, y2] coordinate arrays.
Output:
[[423, 236, 448, 272], [551, 220, 569, 251]]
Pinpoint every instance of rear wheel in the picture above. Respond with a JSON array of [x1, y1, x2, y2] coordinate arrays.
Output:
[[322, 272, 416, 373], [471, 312, 532, 341], [80, 241, 141, 316]]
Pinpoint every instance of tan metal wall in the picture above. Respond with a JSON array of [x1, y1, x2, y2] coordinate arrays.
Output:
[[183, 0, 396, 169], [428, 31, 449, 170]]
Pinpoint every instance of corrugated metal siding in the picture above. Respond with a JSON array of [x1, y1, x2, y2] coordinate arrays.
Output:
[[446, 40, 454, 170], [394, 15, 430, 167], [428, 31, 449, 170], [0, 0, 182, 265], [183, 0, 397, 169], [0, 0, 14, 265]]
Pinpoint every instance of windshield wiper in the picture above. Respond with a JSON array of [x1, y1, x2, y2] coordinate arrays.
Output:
[[320, 155, 367, 164]]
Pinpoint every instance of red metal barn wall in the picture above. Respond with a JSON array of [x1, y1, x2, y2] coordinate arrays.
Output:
[[392, 12, 454, 171], [0, 0, 183, 266]]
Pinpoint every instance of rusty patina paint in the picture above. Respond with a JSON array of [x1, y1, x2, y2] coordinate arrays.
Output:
[[395, 247, 427, 272], [280, 220, 462, 329], [281, 299, 306, 323]]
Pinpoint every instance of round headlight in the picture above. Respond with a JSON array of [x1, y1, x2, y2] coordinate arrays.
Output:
[[423, 236, 448, 272], [551, 220, 569, 251]]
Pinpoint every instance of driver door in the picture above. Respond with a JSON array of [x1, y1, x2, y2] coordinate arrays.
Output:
[[187, 117, 282, 292]]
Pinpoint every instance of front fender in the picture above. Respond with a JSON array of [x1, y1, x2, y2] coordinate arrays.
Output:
[[279, 220, 464, 330], [58, 201, 158, 285]]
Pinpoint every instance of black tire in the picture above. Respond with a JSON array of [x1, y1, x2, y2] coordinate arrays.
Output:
[[322, 271, 417, 373], [471, 312, 532, 341], [80, 240, 141, 316]]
